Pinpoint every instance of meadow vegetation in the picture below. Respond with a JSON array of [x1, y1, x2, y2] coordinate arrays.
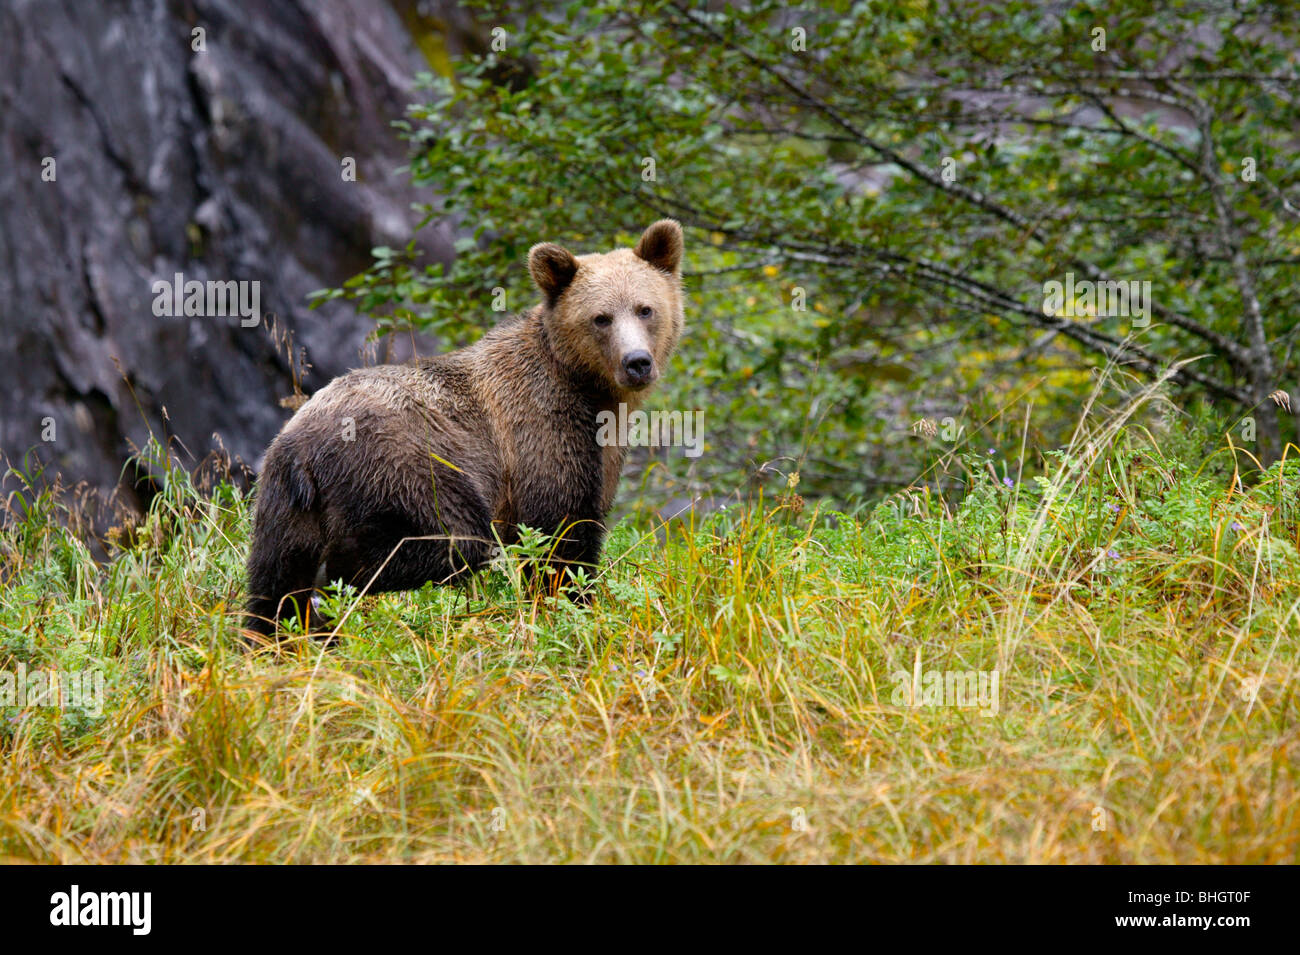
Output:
[[2, 386, 1296, 863]]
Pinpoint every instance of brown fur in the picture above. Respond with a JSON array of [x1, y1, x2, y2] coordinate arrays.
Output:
[[245, 220, 685, 639]]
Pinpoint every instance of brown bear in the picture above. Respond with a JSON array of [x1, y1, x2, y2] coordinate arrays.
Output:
[[244, 220, 685, 639]]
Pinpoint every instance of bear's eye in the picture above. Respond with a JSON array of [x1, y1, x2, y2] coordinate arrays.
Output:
[[637, 305, 653, 320], [593, 314, 612, 328]]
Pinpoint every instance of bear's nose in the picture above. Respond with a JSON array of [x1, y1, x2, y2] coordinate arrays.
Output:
[[622, 350, 654, 385]]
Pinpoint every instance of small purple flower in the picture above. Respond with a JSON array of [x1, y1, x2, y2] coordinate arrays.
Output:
[[1107, 503, 1120, 513], [1003, 477, 1014, 487], [1107, 549, 1119, 559], [987, 449, 995, 456], [1231, 521, 1244, 531]]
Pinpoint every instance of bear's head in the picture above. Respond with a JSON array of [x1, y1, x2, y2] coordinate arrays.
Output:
[[528, 220, 684, 398]]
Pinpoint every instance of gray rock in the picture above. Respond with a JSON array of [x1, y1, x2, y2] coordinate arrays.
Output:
[[0, 0, 470, 521]]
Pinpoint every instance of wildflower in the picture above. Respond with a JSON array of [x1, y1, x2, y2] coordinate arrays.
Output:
[[1107, 549, 1119, 559], [1230, 521, 1244, 531], [1003, 477, 1014, 488]]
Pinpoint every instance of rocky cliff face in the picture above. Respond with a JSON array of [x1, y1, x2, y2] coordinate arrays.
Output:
[[0, 0, 470, 517]]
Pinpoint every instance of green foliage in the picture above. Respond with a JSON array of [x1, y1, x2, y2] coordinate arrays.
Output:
[[324, 0, 1300, 501]]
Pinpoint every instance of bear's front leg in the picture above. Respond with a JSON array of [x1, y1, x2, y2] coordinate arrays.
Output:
[[532, 515, 606, 602]]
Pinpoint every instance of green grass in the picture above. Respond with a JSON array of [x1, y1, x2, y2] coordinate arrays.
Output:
[[1, 412, 1298, 863]]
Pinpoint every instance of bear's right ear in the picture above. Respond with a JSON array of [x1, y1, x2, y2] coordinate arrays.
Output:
[[528, 243, 579, 306]]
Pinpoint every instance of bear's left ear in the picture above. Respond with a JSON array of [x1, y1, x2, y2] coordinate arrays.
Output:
[[528, 242, 580, 306], [634, 219, 683, 275]]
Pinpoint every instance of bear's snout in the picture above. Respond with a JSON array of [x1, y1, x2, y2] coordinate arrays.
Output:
[[620, 350, 656, 388]]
